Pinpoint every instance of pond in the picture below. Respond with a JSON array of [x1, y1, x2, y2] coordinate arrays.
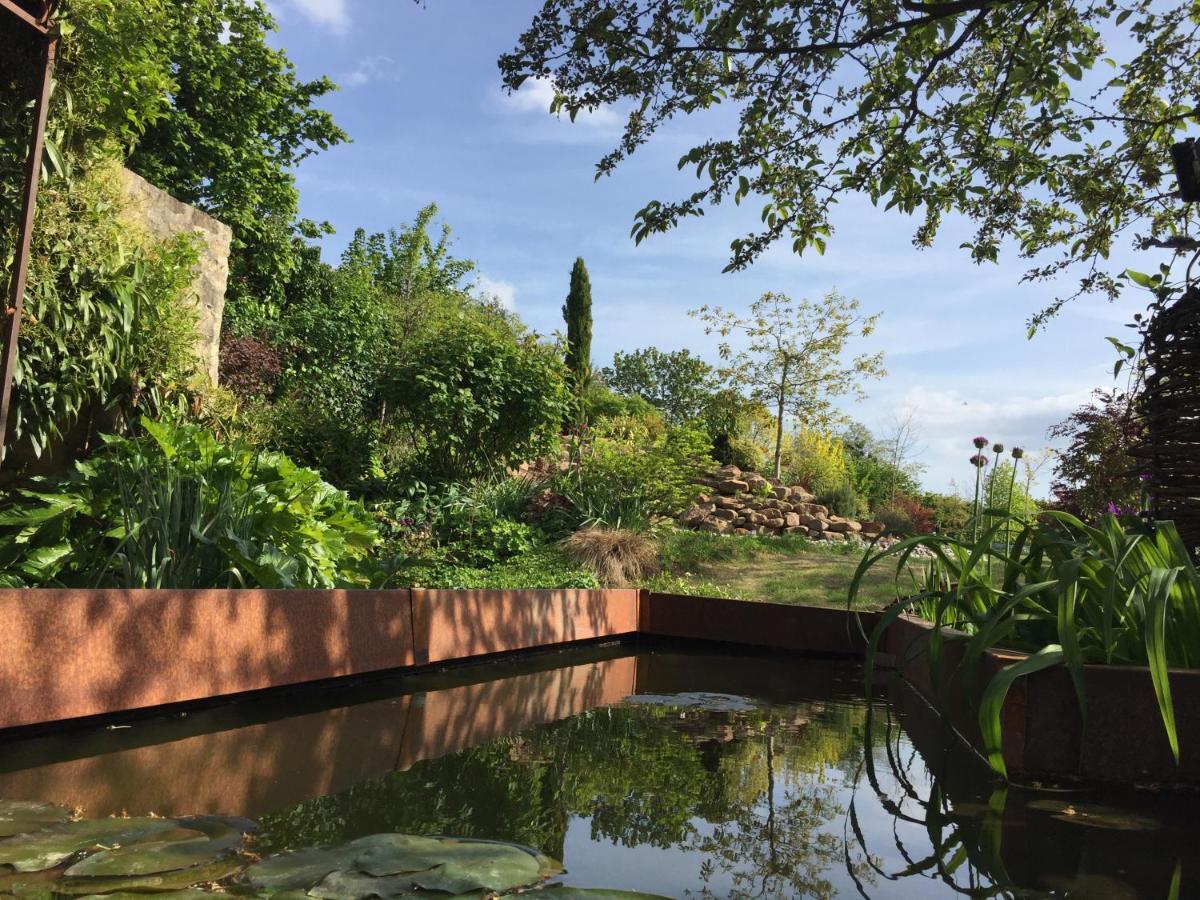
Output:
[[0, 643, 1196, 898]]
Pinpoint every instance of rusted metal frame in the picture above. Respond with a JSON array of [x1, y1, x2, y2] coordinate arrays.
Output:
[[0, 31, 58, 465], [0, 0, 50, 33]]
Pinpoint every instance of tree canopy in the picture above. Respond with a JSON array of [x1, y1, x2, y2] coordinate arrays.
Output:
[[500, 0, 1200, 326], [602, 347, 719, 423]]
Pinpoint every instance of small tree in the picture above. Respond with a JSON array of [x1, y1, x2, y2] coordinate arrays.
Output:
[[692, 292, 884, 479], [1049, 390, 1144, 520], [602, 347, 717, 424], [563, 258, 594, 393]]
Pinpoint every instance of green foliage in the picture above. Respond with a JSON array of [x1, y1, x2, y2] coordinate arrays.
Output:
[[819, 483, 862, 520], [601, 347, 718, 425], [846, 451, 922, 514], [1049, 390, 1145, 521], [692, 292, 884, 478], [783, 427, 850, 498], [985, 462, 1039, 540], [562, 257, 594, 393], [853, 514, 1200, 778], [919, 492, 974, 537], [387, 544, 599, 590], [0, 419, 378, 589], [554, 418, 710, 531], [384, 316, 571, 482], [126, 0, 348, 328], [502, 0, 1200, 321], [580, 382, 663, 425], [874, 494, 935, 536], [7, 165, 202, 463]]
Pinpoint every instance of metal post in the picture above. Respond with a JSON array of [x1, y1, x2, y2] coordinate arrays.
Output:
[[0, 33, 57, 466]]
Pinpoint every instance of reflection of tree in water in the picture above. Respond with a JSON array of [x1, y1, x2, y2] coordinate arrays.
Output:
[[258, 696, 875, 896]]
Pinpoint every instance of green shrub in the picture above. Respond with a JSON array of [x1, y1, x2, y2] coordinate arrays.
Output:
[[384, 316, 570, 481], [0, 419, 379, 589], [386, 545, 598, 590], [554, 417, 710, 531], [819, 482, 863, 519], [920, 491, 973, 537], [783, 428, 849, 496]]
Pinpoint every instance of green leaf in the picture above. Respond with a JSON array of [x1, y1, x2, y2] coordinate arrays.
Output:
[[979, 646, 1065, 778]]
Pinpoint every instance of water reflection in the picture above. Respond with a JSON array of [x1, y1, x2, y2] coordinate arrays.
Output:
[[0, 646, 1196, 897]]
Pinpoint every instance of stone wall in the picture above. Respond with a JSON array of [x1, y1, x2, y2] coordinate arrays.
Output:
[[118, 169, 232, 384]]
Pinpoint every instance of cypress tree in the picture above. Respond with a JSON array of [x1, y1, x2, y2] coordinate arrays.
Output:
[[562, 257, 593, 389]]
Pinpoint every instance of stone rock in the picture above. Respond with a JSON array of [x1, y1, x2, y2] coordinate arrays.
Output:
[[771, 486, 790, 501], [711, 508, 738, 522], [784, 512, 801, 528], [716, 479, 750, 495], [703, 519, 732, 534], [826, 521, 855, 534], [821, 531, 848, 542], [715, 465, 743, 479], [119, 169, 231, 386], [861, 521, 886, 536], [714, 495, 741, 510], [784, 526, 806, 535], [799, 515, 826, 531], [734, 527, 751, 535], [745, 473, 769, 491]]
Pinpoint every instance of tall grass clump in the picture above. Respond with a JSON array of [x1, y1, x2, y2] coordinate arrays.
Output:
[[564, 528, 659, 586], [851, 511, 1200, 778]]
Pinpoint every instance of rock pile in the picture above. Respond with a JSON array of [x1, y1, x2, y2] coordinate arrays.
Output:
[[681, 465, 886, 543]]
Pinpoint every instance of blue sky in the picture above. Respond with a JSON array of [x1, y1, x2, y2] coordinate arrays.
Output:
[[265, 0, 1156, 495]]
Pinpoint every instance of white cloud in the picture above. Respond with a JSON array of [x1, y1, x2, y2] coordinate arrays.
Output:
[[339, 56, 396, 88], [497, 77, 622, 132], [475, 275, 517, 311], [277, 0, 350, 34]]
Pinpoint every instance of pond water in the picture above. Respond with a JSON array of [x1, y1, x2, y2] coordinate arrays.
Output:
[[0, 643, 1197, 898]]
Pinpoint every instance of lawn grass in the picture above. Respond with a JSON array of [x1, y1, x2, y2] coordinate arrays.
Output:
[[645, 530, 923, 610]]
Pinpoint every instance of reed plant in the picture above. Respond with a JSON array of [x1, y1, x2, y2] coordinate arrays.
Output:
[[851, 511, 1200, 778]]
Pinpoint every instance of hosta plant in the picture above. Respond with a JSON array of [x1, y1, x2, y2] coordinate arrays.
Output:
[[851, 512, 1200, 778], [0, 419, 379, 589]]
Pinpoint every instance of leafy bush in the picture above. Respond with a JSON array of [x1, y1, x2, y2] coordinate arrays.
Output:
[[219, 335, 283, 400], [854, 513, 1200, 778], [0, 419, 378, 589], [386, 545, 599, 590], [554, 417, 710, 531], [384, 316, 570, 481], [563, 528, 659, 585], [875, 493, 936, 535], [580, 382, 662, 425], [919, 492, 973, 537], [783, 427, 850, 497], [819, 482, 863, 519], [1048, 391, 1144, 521]]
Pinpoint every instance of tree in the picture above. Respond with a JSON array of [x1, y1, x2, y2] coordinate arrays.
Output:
[[1049, 390, 1144, 519], [692, 292, 885, 479], [602, 347, 718, 424], [500, 0, 1200, 325], [562, 257, 594, 393], [127, 0, 348, 331]]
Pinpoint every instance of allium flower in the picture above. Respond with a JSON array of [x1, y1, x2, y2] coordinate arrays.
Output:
[[970, 454, 989, 468], [1139, 471, 1153, 482], [992, 443, 1005, 454], [1011, 447, 1025, 459], [973, 436, 988, 449], [1106, 502, 1130, 516]]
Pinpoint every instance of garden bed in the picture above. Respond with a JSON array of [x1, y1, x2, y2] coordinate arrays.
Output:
[[884, 614, 1200, 785]]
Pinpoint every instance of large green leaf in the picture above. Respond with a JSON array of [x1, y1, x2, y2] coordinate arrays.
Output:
[[0, 818, 200, 872], [978, 646, 1066, 778], [0, 801, 73, 838]]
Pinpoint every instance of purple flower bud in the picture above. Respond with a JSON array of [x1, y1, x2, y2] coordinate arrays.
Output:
[[992, 443, 1005, 454], [1011, 447, 1025, 459], [970, 454, 989, 468], [1139, 471, 1153, 482], [973, 436, 988, 449]]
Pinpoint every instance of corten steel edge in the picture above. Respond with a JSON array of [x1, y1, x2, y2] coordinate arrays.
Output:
[[0, 0, 58, 467]]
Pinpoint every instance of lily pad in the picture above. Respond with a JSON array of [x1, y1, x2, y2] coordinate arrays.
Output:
[[244, 847, 358, 891], [75, 892, 217, 900], [531, 890, 672, 899], [0, 800, 74, 838], [0, 819, 203, 872], [65, 816, 253, 878], [55, 855, 245, 894], [307, 869, 430, 900], [350, 835, 558, 895]]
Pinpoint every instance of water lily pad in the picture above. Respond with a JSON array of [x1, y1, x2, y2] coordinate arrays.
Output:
[[531, 890, 672, 899], [351, 835, 556, 895], [0, 800, 74, 838], [0, 819, 203, 872], [307, 869, 429, 900], [65, 815, 253, 878], [55, 855, 245, 894], [75, 892, 216, 900], [244, 847, 358, 891]]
